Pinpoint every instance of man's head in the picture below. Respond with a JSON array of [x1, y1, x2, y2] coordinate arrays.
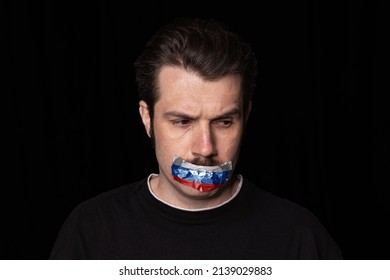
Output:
[[134, 17, 257, 133], [134, 18, 257, 198]]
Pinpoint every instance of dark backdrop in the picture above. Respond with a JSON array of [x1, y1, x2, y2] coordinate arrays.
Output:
[[5, 0, 389, 259]]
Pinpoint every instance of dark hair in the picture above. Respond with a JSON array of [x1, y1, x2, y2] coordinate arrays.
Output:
[[134, 17, 257, 122]]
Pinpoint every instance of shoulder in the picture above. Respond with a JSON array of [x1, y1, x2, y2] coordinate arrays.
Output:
[[66, 177, 147, 221], [241, 177, 342, 259], [242, 177, 317, 221]]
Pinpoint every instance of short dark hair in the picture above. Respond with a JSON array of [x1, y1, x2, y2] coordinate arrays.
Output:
[[134, 17, 257, 122]]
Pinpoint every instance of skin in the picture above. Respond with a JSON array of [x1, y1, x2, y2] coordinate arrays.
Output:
[[139, 66, 251, 209]]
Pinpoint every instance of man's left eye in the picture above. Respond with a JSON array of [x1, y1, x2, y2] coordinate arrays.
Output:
[[217, 120, 232, 127]]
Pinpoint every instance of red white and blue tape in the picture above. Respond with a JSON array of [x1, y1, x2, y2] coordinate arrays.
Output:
[[171, 156, 232, 192]]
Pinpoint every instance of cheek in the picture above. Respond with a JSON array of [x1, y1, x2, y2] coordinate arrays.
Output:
[[154, 120, 191, 147], [221, 137, 241, 156], [218, 129, 244, 159], [153, 124, 187, 165]]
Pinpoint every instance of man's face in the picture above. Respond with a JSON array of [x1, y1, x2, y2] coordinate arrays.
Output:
[[139, 66, 247, 199]]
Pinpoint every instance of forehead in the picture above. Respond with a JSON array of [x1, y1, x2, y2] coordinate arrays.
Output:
[[156, 66, 243, 111]]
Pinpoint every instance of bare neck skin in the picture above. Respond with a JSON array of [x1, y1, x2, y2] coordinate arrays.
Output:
[[148, 174, 240, 210]]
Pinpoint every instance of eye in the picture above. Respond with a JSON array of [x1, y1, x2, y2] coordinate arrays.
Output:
[[215, 119, 233, 128], [172, 119, 193, 127]]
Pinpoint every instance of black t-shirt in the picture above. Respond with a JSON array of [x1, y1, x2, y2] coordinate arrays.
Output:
[[49, 175, 342, 259]]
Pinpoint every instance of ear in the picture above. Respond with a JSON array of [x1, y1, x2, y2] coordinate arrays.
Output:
[[139, 100, 152, 137]]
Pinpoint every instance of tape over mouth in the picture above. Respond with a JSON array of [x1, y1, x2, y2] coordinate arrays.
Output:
[[172, 156, 232, 171], [170, 156, 233, 192]]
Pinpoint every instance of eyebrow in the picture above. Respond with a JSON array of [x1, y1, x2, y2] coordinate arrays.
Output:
[[162, 108, 241, 120]]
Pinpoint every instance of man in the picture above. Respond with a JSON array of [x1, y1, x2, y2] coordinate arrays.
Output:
[[49, 17, 342, 259]]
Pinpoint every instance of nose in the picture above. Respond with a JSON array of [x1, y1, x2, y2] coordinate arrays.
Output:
[[191, 123, 217, 158]]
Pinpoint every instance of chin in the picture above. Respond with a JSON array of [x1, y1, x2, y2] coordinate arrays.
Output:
[[176, 182, 221, 199]]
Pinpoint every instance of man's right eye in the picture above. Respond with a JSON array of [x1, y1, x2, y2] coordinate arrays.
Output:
[[172, 119, 192, 127]]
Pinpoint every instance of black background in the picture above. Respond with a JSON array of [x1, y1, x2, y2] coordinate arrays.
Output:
[[5, 0, 389, 259]]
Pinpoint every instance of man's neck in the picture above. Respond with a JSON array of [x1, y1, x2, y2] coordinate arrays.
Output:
[[147, 173, 241, 211]]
